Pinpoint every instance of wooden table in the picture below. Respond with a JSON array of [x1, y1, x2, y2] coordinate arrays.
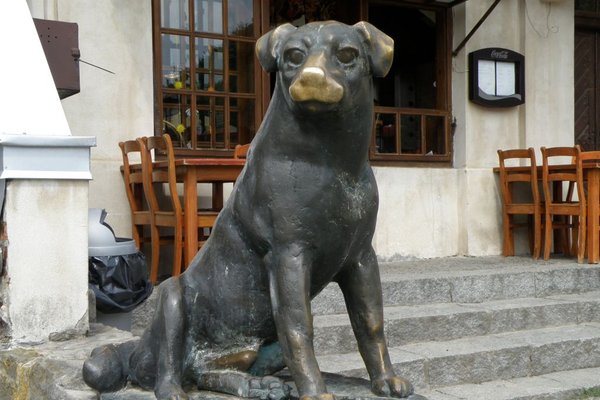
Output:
[[494, 163, 600, 263], [172, 158, 246, 265], [129, 158, 246, 266]]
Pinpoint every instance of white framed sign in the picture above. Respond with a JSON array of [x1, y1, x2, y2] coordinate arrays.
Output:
[[469, 48, 525, 107]]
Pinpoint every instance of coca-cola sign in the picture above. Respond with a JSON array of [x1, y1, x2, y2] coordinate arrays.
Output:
[[468, 47, 525, 107]]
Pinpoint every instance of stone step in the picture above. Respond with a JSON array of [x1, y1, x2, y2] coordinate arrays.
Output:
[[313, 290, 600, 355], [311, 257, 600, 315], [316, 322, 600, 390], [417, 367, 600, 400]]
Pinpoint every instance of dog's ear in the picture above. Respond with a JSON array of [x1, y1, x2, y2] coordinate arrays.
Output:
[[255, 23, 297, 73], [353, 21, 394, 78]]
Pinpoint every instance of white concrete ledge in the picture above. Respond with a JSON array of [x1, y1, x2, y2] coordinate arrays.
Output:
[[0, 134, 96, 180]]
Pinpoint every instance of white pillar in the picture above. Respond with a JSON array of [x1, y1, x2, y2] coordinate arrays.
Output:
[[0, 0, 91, 342]]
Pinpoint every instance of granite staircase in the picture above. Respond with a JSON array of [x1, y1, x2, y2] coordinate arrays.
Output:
[[310, 256, 600, 400], [3, 256, 600, 399]]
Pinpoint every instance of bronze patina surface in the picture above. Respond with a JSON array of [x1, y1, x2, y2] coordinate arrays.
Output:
[[83, 20, 416, 400]]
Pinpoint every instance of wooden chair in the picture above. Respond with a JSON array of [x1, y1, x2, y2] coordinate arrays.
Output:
[[139, 135, 218, 283], [497, 148, 542, 259], [234, 143, 250, 159], [119, 140, 152, 250], [541, 145, 586, 263]]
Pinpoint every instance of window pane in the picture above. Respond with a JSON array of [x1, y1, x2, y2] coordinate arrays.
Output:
[[162, 34, 190, 89], [215, 97, 225, 145], [375, 113, 397, 154], [163, 94, 192, 148], [425, 115, 445, 155], [195, 0, 223, 33], [196, 38, 224, 91], [400, 115, 421, 154], [230, 98, 255, 146], [229, 41, 255, 93], [228, 0, 253, 36], [161, 0, 189, 29], [196, 97, 225, 148]]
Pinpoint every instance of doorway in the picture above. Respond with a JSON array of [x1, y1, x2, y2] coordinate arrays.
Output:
[[575, 1, 600, 150]]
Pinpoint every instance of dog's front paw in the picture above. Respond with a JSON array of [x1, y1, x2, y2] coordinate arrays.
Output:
[[372, 376, 413, 398], [155, 378, 189, 400], [248, 375, 291, 400]]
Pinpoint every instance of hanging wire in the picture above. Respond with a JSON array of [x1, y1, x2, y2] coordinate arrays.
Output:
[[525, 1, 559, 38]]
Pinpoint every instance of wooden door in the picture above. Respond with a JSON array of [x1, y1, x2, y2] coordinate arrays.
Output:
[[575, 0, 600, 150], [575, 28, 600, 150]]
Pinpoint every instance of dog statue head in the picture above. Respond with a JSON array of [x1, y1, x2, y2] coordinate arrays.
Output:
[[256, 21, 394, 115]]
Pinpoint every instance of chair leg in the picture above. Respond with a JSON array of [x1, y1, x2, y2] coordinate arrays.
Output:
[[131, 223, 143, 250], [543, 212, 552, 260], [533, 212, 541, 260], [502, 213, 514, 256], [578, 214, 587, 264], [149, 224, 161, 284], [172, 223, 183, 277]]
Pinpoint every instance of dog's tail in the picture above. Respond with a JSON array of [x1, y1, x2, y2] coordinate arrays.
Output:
[[82, 339, 139, 392]]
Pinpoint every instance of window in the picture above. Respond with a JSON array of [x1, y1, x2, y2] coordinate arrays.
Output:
[[153, 0, 262, 155], [367, 2, 452, 163]]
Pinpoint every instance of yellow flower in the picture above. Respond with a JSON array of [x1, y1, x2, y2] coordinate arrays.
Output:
[[176, 124, 186, 134]]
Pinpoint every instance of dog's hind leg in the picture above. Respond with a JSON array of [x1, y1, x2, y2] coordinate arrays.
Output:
[[248, 341, 285, 376]]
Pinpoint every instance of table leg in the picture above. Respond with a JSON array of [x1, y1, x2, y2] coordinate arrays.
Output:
[[588, 169, 600, 264], [184, 167, 199, 267], [212, 183, 224, 211]]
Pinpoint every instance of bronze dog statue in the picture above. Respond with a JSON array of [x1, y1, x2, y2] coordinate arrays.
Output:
[[83, 20, 414, 400]]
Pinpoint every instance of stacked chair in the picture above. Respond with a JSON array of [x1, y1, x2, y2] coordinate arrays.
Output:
[[540, 146, 586, 263], [497, 148, 542, 259], [119, 140, 152, 250], [497, 145, 590, 263], [121, 134, 219, 284]]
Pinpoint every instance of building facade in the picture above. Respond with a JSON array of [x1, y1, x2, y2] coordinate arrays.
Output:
[[26, 0, 580, 260]]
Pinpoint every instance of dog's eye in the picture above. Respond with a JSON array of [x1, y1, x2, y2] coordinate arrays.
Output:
[[285, 49, 305, 66], [336, 47, 358, 64]]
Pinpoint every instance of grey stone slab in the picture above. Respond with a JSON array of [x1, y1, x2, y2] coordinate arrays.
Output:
[[534, 267, 600, 297], [419, 367, 600, 400], [448, 272, 536, 304], [318, 323, 600, 388], [313, 296, 596, 355]]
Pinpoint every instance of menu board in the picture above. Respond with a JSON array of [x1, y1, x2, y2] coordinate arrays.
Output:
[[469, 48, 524, 107]]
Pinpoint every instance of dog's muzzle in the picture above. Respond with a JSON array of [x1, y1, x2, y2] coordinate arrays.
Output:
[[289, 67, 343, 104]]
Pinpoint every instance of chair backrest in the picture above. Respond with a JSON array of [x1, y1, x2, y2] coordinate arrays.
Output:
[[234, 143, 250, 159], [138, 135, 182, 216], [541, 145, 585, 206], [497, 147, 540, 207], [119, 140, 145, 213]]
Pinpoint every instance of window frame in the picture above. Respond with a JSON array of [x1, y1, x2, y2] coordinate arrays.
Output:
[[364, 1, 453, 165], [152, 0, 265, 158]]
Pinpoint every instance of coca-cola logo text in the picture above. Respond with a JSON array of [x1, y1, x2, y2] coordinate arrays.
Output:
[[490, 50, 509, 59]]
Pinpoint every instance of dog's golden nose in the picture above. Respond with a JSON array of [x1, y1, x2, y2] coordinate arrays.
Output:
[[289, 66, 343, 103]]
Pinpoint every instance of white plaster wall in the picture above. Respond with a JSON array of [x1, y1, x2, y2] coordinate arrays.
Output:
[[523, 0, 574, 153], [372, 167, 460, 260], [6, 181, 89, 342], [52, 0, 154, 236]]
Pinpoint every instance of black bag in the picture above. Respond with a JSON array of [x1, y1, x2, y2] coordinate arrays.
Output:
[[88, 252, 153, 313]]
